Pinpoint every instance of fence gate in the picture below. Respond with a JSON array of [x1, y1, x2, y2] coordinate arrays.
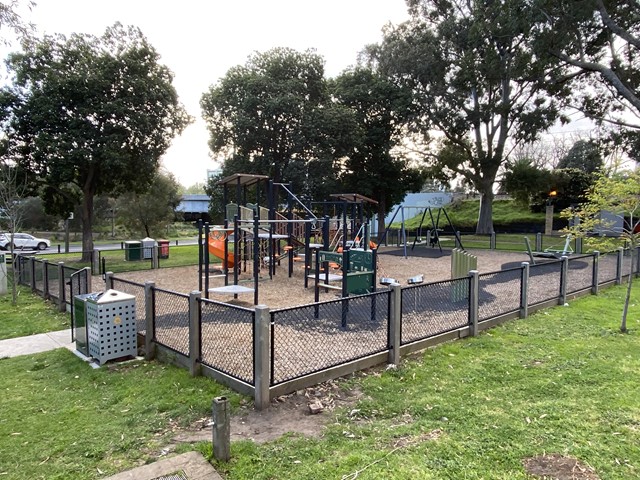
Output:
[[69, 268, 90, 341]]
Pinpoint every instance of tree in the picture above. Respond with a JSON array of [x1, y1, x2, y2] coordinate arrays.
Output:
[[0, 160, 27, 305], [563, 170, 640, 333], [116, 170, 181, 238], [0, 0, 34, 46], [201, 48, 328, 186], [533, 0, 640, 128], [331, 67, 425, 233], [557, 140, 603, 173], [502, 158, 553, 207], [0, 23, 191, 260], [181, 182, 206, 194], [367, 0, 567, 233]]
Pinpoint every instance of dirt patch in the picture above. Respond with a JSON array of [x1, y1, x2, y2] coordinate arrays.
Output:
[[172, 379, 365, 445], [523, 454, 600, 480]]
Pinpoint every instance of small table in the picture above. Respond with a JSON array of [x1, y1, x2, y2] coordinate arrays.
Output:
[[208, 285, 255, 295]]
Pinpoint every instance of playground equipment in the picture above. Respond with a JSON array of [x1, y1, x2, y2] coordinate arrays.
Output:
[[197, 173, 383, 305], [313, 248, 377, 301], [524, 235, 573, 265], [207, 231, 235, 267], [378, 205, 463, 257]]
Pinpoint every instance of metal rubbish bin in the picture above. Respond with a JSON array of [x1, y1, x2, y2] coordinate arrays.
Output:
[[124, 241, 142, 261], [85, 289, 137, 365], [157, 239, 170, 259], [141, 237, 156, 260], [73, 292, 102, 357]]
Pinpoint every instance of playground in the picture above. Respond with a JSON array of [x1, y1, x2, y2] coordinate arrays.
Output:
[[113, 246, 536, 309]]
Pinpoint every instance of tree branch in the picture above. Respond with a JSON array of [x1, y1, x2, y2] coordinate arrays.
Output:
[[554, 51, 640, 114], [595, 0, 640, 50]]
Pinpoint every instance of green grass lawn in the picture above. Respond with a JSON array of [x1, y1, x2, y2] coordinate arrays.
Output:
[[1, 283, 639, 479], [210, 284, 640, 479], [0, 285, 69, 340], [391, 199, 548, 230]]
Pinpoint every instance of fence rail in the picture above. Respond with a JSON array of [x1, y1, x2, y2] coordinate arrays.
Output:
[[15, 247, 640, 410]]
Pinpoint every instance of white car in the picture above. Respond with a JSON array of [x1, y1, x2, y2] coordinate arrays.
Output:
[[0, 233, 51, 250]]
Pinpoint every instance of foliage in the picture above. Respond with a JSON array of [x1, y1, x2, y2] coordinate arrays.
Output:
[[180, 182, 206, 195], [201, 47, 348, 197], [557, 139, 603, 173], [502, 158, 552, 207], [532, 0, 640, 128], [563, 170, 640, 332], [0, 23, 191, 259], [204, 171, 224, 223], [331, 67, 425, 232], [19, 196, 58, 230], [547, 168, 596, 211], [116, 170, 181, 238], [0, 0, 34, 46], [367, 0, 567, 234]]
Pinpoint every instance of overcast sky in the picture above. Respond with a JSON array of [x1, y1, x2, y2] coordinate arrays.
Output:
[[6, 0, 411, 187]]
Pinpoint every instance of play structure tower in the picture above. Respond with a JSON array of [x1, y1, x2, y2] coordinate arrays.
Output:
[[200, 173, 335, 304], [310, 193, 379, 296]]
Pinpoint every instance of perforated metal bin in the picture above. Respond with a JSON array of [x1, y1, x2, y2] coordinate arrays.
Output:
[[85, 289, 137, 365]]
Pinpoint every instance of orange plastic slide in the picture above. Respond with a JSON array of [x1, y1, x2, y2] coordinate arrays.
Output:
[[208, 238, 235, 267]]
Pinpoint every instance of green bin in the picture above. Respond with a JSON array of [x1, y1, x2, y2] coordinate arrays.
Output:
[[124, 240, 142, 261]]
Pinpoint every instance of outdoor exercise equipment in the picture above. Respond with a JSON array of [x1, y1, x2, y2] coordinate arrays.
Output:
[[524, 235, 573, 265]]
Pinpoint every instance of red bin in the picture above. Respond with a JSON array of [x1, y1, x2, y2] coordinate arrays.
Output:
[[157, 239, 170, 259]]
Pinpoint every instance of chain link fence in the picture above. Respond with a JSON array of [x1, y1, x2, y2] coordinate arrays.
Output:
[[478, 267, 522, 322], [598, 251, 618, 284], [566, 255, 595, 295], [270, 291, 390, 386], [528, 260, 562, 306], [33, 259, 44, 295], [111, 277, 147, 335], [200, 299, 255, 384], [401, 278, 470, 345], [153, 288, 190, 356]]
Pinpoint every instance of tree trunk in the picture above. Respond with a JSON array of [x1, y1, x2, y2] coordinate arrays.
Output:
[[476, 186, 495, 234], [81, 191, 94, 263]]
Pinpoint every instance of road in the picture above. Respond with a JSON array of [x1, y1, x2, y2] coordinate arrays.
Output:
[[42, 237, 199, 254]]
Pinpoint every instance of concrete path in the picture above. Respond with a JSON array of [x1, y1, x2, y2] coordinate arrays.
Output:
[[104, 451, 223, 480], [0, 329, 75, 358]]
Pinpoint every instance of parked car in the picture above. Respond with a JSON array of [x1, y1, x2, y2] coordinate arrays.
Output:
[[0, 233, 50, 250]]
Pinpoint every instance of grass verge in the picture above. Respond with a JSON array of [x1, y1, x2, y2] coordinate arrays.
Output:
[[0, 285, 69, 340], [2, 282, 639, 479], [209, 284, 640, 479], [0, 351, 242, 479]]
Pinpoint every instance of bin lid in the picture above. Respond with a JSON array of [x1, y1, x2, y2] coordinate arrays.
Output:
[[141, 237, 157, 245], [86, 289, 135, 304], [124, 240, 141, 245]]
